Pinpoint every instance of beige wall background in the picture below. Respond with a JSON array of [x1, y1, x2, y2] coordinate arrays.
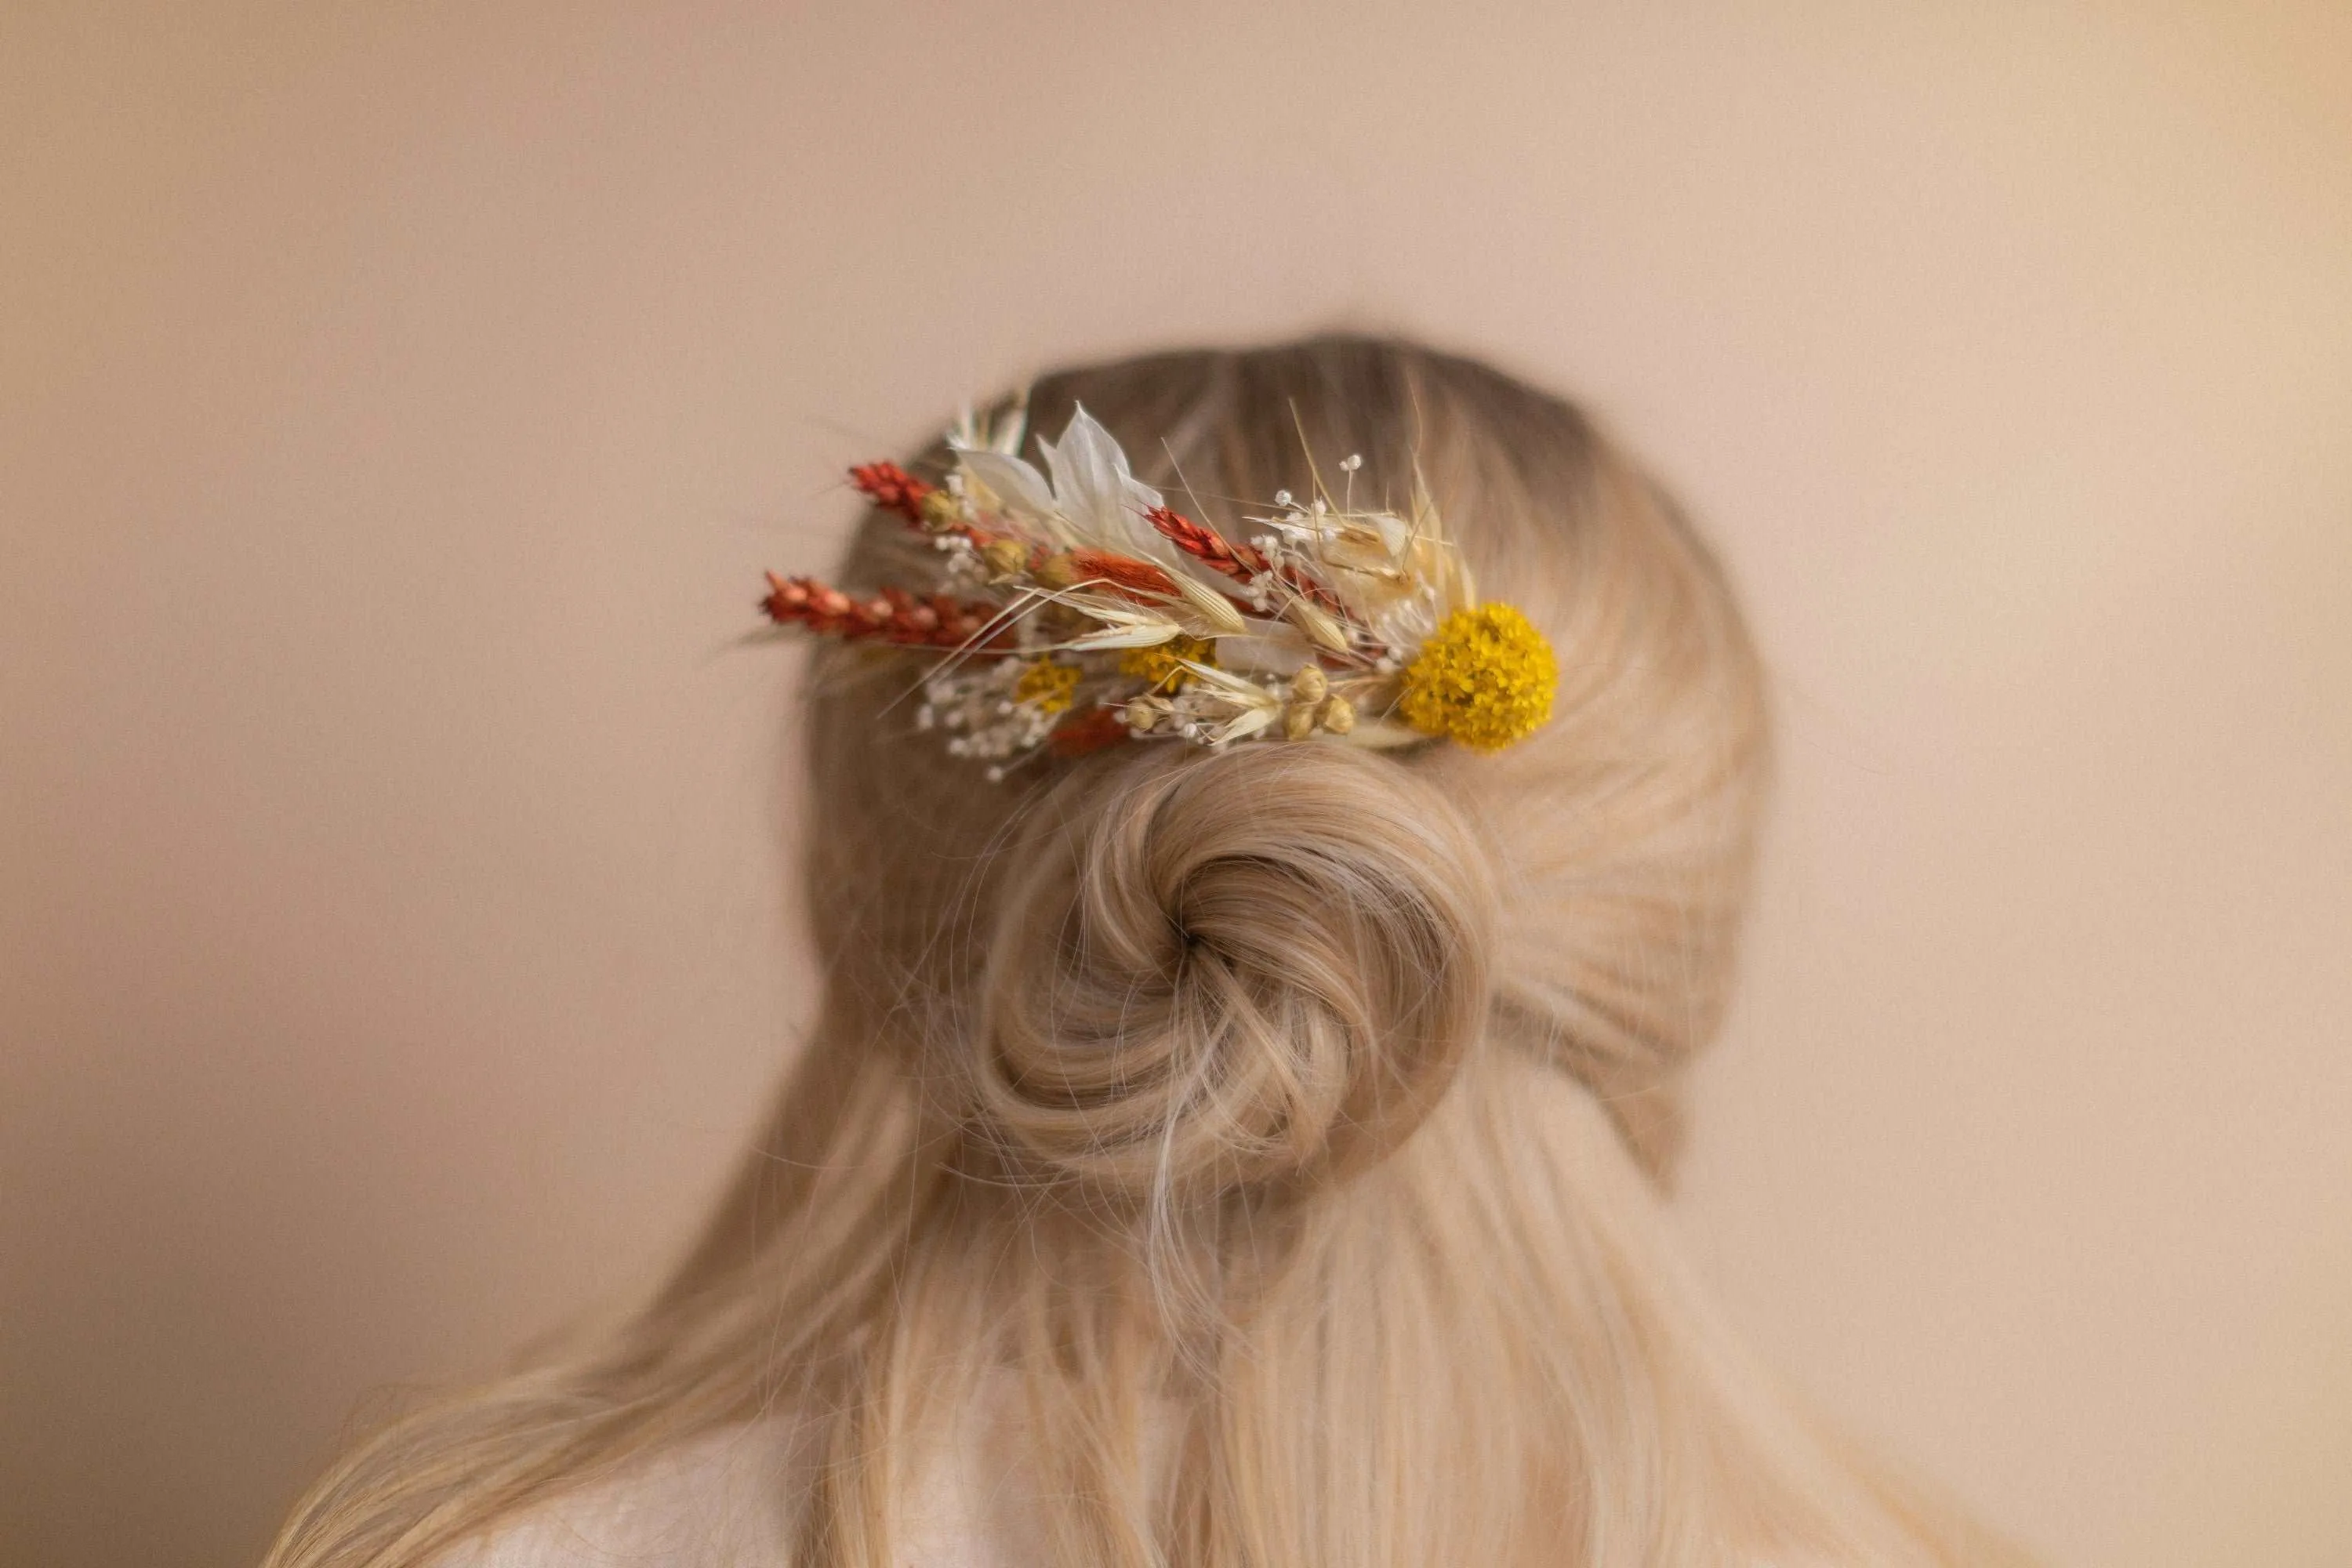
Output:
[[4, 2, 2347, 1565]]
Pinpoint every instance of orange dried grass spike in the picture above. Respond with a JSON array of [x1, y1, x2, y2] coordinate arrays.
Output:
[[1145, 504, 1346, 616], [848, 462, 934, 525], [1145, 505, 1268, 581], [1062, 548, 1178, 601], [760, 572, 1013, 651]]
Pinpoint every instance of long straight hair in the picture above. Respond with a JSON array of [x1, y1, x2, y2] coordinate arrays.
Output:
[[268, 337, 2027, 1566]]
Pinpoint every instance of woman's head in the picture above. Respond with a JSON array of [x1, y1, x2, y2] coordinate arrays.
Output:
[[802, 336, 1769, 1196], [270, 337, 2020, 1568]]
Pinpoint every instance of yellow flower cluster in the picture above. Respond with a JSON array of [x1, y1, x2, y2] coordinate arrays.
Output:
[[1118, 633, 1215, 694], [1397, 604, 1556, 751], [1013, 659, 1081, 715]]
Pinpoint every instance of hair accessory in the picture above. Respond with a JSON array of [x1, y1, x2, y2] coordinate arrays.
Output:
[[760, 405, 1556, 777]]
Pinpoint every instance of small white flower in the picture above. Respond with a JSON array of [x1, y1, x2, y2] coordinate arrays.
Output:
[[949, 405, 1164, 557]]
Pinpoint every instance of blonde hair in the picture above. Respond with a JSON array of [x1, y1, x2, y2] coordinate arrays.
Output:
[[269, 337, 2024, 1566]]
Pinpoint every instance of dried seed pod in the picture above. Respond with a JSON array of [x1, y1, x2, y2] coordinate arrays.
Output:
[[1034, 554, 1080, 591], [1319, 695, 1356, 735], [917, 490, 967, 532], [1287, 597, 1352, 654], [1123, 695, 1171, 733], [1038, 602, 1090, 639], [1290, 665, 1329, 704], [981, 539, 1029, 579], [1283, 702, 1319, 741]]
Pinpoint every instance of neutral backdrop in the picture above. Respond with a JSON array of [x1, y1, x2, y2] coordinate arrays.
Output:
[[5, 4, 2347, 1566]]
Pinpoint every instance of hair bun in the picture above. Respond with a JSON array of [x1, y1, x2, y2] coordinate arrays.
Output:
[[972, 743, 1496, 1200]]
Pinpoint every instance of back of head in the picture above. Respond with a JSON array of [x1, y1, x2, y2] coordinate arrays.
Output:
[[270, 337, 2027, 1568], [802, 336, 1769, 1196]]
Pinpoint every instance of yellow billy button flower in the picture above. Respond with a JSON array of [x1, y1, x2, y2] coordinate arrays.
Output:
[[1013, 659, 1081, 716], [1397, 603, 1558, 751]]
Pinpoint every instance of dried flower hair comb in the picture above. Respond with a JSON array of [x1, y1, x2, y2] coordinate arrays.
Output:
[[759, 403, 1556, 779]]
